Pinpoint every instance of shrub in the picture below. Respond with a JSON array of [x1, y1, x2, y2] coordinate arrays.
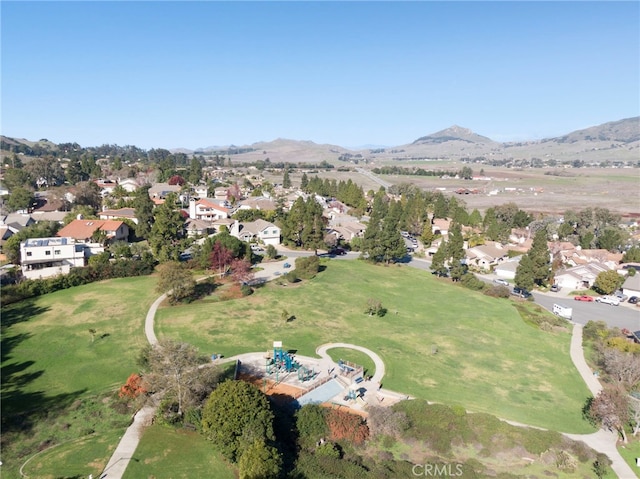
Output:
[[295, 255, 320, 280], [460, 273, 486, 291], [296, 404, 329, 448], [326, 408, 369, 445], [484, 285, 510, 298]]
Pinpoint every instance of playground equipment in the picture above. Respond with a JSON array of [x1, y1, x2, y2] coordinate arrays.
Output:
[[265, 341, 317, 382]]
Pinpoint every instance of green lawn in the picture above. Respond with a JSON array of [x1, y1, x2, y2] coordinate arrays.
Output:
[[326, 347, 377, 378], [1, 275, 158, 478], [123, 424, 236, 479], [618, 439, 640, 475], [156, 260, 594, 433]]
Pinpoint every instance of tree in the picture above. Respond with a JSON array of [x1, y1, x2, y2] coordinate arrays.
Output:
[[202, 380, 275, 462], [148, 193, 185, 261], [300, 172, 309, 190], [209, 242, 234, 274], [133, 186, 155, 238], [514, 254, 535, 292], [141, 339, 219, 418], [2, 167, 32, 190], [468, 209, 482, 228], [602, 348, 640, 390], [156, 261, 196, 304], [528, 229, 552, 286], [4, 187, 35, 212], [430, 241, 448, 277], [296, 404, 329, 448], [460, 166, 473, 180], [230, 258, 254, 284], [596, 227, 624, 252], [447, 222, 465, 281], [593, 270, 625, 295], [265, 244, 278, 259], [629, 397, 640, 437], [168, 175, 186, 186], [188, 157, 203, 184], [589, 385, 630, 443], [622, 246, 640, 263], [282, 169, 292, 188], [238, 440, 282, 479], [421, 221, 435, 247]]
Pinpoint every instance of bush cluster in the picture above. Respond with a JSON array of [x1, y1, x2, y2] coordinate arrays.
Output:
[[1, 254, 156, 306]]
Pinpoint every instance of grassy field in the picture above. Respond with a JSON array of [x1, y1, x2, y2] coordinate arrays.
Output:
[[618, 439, 640, 474], [326, 347, 377, 378], [123, 424, 236, 479], [156, 259, 594, 433], [1, 275, 158, 478]]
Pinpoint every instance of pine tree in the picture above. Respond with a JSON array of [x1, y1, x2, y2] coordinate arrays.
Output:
[[148, 193, 185, 261], [282, 169, 292, 188], [430, 241, 448, 276], [514, 254, 535, 291], [300, 172, 309, 190], [134, 185, 155, 239], [529, 229, 551, 286]]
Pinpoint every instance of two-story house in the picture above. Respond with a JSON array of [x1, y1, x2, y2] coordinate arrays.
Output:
[[20, 237, 102, 280]]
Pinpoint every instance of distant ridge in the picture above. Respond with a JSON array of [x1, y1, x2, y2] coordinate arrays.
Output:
[[552, 117, 640, 144], [412, 125, 495, 145]]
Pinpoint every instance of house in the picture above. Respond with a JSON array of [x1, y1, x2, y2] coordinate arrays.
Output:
[[94, 179, 118, 196], [148, 182, 181, 200], [188, 198, 231, 222], [494, 258, 521, 280], [465, 242, 509, 271], [0, 214, 36, 247], [236, 196, 277, 211], [118, 178, 140, 193], [99, 207, 138, 224], [184, 218, 214, 238], [229, 219, 280, 246], [193, 185, 208, 199], [19, 237, 103, 280], [622, 275, 640, 298], [553, 262, 612, 290], [432, 218, 451, 237], [56, 219, 129, 243]]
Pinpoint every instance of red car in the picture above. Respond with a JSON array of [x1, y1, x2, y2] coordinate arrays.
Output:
[[574, 295, 594, 302]]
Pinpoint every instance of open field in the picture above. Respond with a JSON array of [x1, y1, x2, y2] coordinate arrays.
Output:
[[123, 424, 236, 479], [156, 260, 594, 433], [1, 276, 158, 478]]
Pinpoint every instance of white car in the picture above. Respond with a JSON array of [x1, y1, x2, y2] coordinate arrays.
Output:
[[595, 296, 620, 306], [493, 278, 509, 286]]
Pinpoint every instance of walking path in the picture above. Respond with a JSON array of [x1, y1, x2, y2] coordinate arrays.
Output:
[[316, 342, 386, 386]]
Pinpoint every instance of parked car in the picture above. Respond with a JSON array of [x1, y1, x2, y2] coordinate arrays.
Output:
[[493, 278, 509, 286], [283, 262, 291, 268], [511, 287, 531, 298], [628, 296, 639, 304], [595, 295, 620, 306], [550, 284, 561, 292], [329, 248, 347, 256], [574, 295, 594, 302], [614, 291, 628, 302]]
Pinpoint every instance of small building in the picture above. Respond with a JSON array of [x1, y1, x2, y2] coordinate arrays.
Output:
[[229, 219, 280, 246], [494, 258, 521, 280], [20, 237, 102, 280], [554, 262, 611, 290], [465, 242, 509, 271]]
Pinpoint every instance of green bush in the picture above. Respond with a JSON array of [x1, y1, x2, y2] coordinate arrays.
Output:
[[295, 255, 320, 280]]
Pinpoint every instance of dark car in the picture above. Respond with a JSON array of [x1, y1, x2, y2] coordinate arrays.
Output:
[[330, 248, 347, 256], [628, 296, 639, 304], [511, 287, 531, 298]]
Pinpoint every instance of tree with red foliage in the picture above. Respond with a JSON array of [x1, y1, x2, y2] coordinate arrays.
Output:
[[119, 373, 147, 399], [589, 385, 630, 443], [227, 182, 242, 203], [168, 175, 186, 186], [210, 242, 234, 274], [230, 258, 254, 284], [326, 408, 369, 445]]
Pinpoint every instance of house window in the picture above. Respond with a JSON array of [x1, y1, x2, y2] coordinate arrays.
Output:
[[26, 251, 32, 257], [54, 250, 61, 255], [45, 251, 51, 255], [272, 230, 277, 234]]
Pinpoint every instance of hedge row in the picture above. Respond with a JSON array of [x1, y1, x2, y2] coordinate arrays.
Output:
[[1, 254, 156, 306]]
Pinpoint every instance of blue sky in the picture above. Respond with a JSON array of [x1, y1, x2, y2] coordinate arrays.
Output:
[[2, 1, 638, 149]]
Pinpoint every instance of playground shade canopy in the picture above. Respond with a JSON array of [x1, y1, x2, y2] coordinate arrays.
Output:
[[296, 379, 344, 407]]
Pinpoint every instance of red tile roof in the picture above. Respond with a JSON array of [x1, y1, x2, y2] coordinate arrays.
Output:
[[56, 219, 126, 240]]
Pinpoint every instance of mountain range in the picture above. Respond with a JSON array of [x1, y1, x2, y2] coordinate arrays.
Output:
[[2, 117, 638, 164], [192, 117, 639, 163]]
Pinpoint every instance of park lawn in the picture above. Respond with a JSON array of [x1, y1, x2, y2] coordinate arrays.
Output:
[[618, 439, 640, 474], [19, 429, 122, 479], [2, 275, 157, 410], [156, 260, 594, 433], [123, 424, 236, 479], [1, 275, 158, 478]]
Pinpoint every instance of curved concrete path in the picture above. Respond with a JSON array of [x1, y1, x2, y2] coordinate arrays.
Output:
[[564, 323, 636, 478]]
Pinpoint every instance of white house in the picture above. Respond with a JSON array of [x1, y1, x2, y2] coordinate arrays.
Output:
[[20, 237, 103, 280], [118, 178, 140, 193], [193, 185, 209, 199], [465, 242, 509, 271], [622, 275, 640, 298], [188, 198, 231, 222], [99, 207, 139, 224], [494, 258, 521, 280], [553, 262, 611, 290], [229, 219, 280, 246]]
